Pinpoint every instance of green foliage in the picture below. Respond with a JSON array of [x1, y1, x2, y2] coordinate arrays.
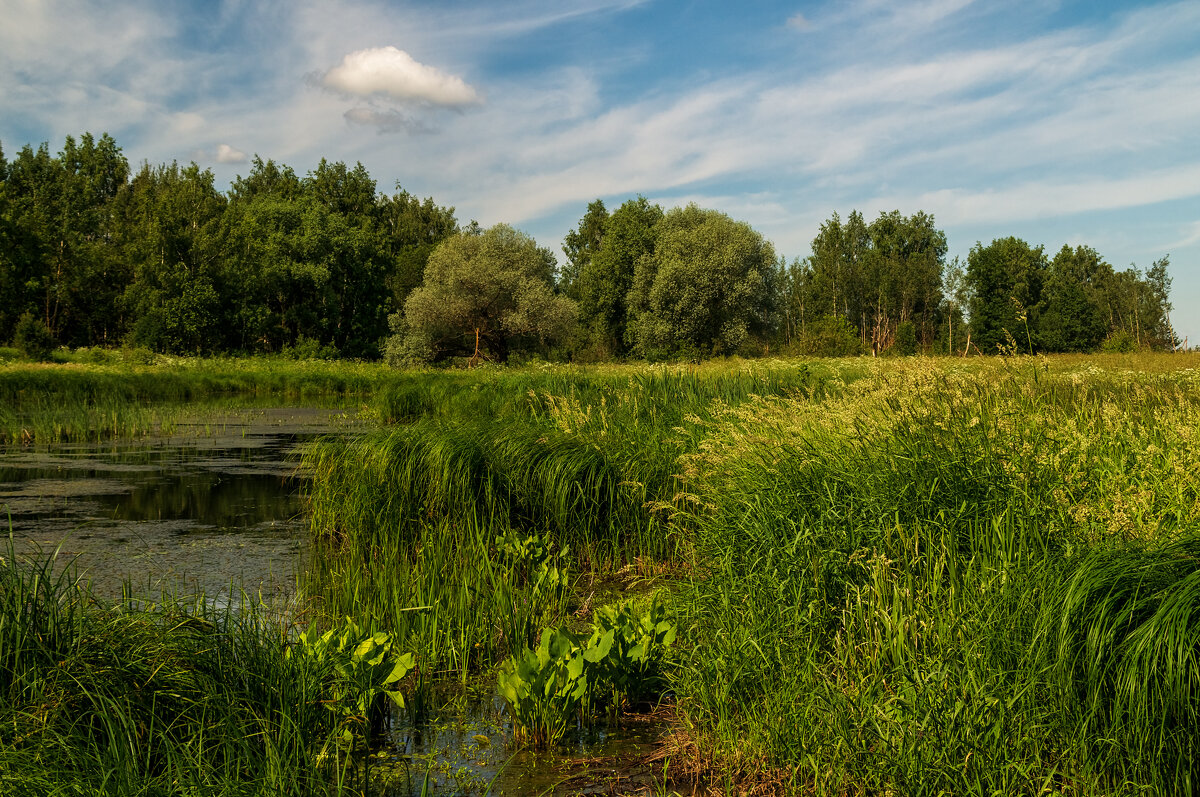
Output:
[[587, 596, 677, 711], [575, 196, 661, 356], [281, 335, 340, 360], [894, 319, 918, 355], [1034, 536, 1200, 790], [669, 358, 1200, 794], [496, 601, 678, 750], [288, 617, 415, 746], [561, 198, 609, 301], [967, 236, 1046, 354], [12, 311, 55, 360], [496, 626, 610, 748], [1101, 328, 1138, 352], [397, 224, 578, 364], [0, 356, 401, 444], [626, 204, 776, 359], [496, 531, 573, 648], [790, 210, 945, 354], [793, 314, 864, 356], [0, 541, 345, 795]]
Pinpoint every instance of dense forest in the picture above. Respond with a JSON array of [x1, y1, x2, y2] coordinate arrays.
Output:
[[0, 133, 1178, 362]]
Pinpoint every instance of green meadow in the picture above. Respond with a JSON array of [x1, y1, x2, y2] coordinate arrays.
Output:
[[3, 352, 1199, 795]]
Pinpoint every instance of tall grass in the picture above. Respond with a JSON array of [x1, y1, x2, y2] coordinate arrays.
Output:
[[302, 353, 1200, 793], [669, 356, 1200, 794], [0, 539, 352, 796], [301, 361, 837, 673], [0, 356, 404, 444]]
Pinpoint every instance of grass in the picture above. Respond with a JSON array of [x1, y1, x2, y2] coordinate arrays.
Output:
[[7, 351, 1200, 794], [0, 355, 406, 444], [301, 352, 1200, 794], [0, 537, 359, 796]]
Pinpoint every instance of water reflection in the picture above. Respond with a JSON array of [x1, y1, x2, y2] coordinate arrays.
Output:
[[0, 406, 352, 601]]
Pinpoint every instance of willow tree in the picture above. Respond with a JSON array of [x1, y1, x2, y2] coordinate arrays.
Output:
[[390, 224, 577, 365], [626, 204, 777, 359]]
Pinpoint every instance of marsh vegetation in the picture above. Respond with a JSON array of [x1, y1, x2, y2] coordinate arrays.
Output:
[[3, 352, 1199, 795]]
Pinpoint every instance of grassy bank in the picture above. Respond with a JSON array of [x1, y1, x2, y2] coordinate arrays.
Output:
[[0, 537, 434, 796], [670, 356, 1200, 794], [301, 353, 1200, 794], [0, 356, 403, 444]]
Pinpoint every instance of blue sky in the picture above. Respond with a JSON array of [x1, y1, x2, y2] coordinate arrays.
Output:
[[2, 0, 1198, 345]]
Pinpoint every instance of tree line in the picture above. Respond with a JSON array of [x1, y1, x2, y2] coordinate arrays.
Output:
[[0, 132, 1178, 362], [0, 133, 455, 358]]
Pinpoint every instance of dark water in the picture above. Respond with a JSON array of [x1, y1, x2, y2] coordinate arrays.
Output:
[[0, 405, 670, 793], [0, 407, 351, 601], [374, 683, 668, 796]]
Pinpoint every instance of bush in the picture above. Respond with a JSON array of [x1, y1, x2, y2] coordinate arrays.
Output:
[[795, 315, 864, 357], [1101, 329, 1138, 353], [895, 320, 919, 355], [282, 336, 340, 361], [12, 313, 56, 361]]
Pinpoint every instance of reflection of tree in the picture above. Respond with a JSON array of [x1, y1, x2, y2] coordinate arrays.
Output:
[[108, 470, 299, 529]]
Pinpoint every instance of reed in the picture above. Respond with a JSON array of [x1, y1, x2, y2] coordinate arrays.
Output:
[[0, 538, 365, 796], [0, 355, 404, 444]]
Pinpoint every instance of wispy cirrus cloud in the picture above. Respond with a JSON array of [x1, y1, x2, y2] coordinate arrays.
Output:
[[1, 0, 1198, 339]]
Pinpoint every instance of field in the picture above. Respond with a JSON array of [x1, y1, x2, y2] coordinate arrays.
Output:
[[3, 352, 1199, 795]]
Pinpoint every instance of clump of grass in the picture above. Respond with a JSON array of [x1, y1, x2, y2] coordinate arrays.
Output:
[[1034, 535, 1200, 792], [0, 538, 370, 795]]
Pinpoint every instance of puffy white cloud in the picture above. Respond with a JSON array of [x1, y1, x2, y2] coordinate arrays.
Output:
[[214, 143, 247, 163], [320, 47, 480, 106]]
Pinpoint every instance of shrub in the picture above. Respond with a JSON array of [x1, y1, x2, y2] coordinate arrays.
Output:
[[796, 315, 864, 357], [12, 313, 56, 361], [1101, 328, 1138, 353]]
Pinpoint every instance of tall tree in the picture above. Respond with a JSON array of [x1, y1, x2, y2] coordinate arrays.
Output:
[[119, 162, 227, 353], [1035, 246, 1107, 352], [966, 237, 1046, 354], [378, 187, 458, 312], [807, 210, 871, 328], [626, 204, 776, 359], [865, 210, 946, 352], [561, 199, 608, 301], [4, 133, 129, 346], [393, 224, 577, 364], [576, 197, 661, 356]]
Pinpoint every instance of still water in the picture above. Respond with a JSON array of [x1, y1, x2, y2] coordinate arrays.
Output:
[[0, 404, 669, 794], [0, 406, 349, 600]]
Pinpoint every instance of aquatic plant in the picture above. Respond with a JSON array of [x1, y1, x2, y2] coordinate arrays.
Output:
[[587, 596, 677, 713], [496, 625, 612, 749], [288, 616, 415, 744]]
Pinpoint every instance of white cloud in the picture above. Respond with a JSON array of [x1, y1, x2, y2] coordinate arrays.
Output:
[[868, 163, 1200, 227], [1163, 219, 1200, 251], [214, 143, 247, 163], [320, 47, 480, 107]]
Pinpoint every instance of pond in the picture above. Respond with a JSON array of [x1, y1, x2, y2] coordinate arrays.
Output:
[[0, 406, 349, 601], [0, 404, 671, 794]]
